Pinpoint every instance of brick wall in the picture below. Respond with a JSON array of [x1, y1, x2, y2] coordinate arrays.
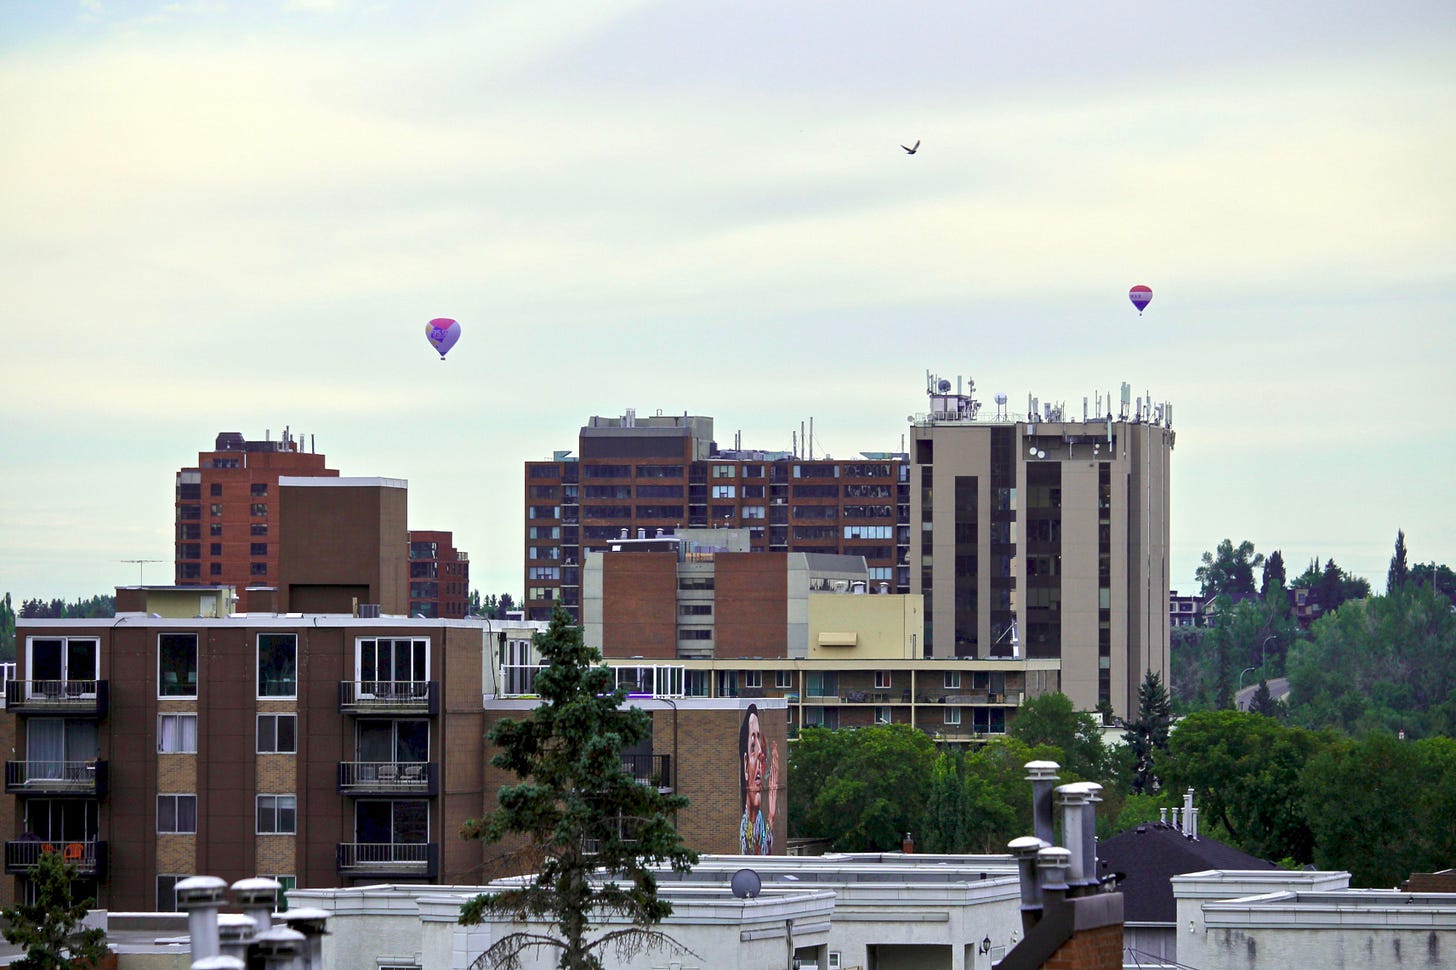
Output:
[[1041, 923, 1124, 970]]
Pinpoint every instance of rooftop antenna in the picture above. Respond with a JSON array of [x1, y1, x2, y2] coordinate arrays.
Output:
[[121, 559, 166, 585]]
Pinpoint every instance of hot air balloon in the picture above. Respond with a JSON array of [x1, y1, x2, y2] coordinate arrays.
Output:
[[425, 318, 461, 359], [1128, 285, 1152, 316]]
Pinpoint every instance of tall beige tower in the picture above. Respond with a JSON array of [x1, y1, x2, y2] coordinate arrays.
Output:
[[909, 374, 1174, 719]]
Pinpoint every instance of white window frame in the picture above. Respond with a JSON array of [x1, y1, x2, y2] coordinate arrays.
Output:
[[355, 637, 430, 693], [256, 794, 297, 835], [743, 670, 763, 689], [158, 794, 197, 834], [774, 669, 794, 689], [944, 671, 961, 689], [157, 874, 191, 912], [944, 708, 962, 726], [158, 714, 198, 754], [874, 670, 892, 689], [257, 713, 297, 754], [25, 637, 99, 698]]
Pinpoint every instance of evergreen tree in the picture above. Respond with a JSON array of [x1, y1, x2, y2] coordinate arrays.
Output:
[[1, 849, 109, 969], [1, 592, 15, 663], [1248, 679, 1282, 719], [1387, 530, 1409, 594], [1122, 670, 1172, 794], [459, 607, 697, 970], [1261, 550, 1287, 598]]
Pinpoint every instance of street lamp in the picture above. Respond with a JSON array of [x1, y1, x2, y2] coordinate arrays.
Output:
[[1238, 666, 1257, 693], [1259, 634, 1278, 672]]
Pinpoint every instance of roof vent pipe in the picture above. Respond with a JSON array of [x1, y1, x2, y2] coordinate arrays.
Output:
[[1054, 784, 1091, 889], [174, 876, 228, 962], [1184, 788, 1196, 838], [217, 913, 256, 965], [1036, 845, 1072, 909], [1170, 807, 1181, 832], [251, 925, 306, 970], [1078, 782, 1103, 891], [1159, 807, 1168, 826], [1024, 761, 1061, 846], [1190, 806, 1200, 841], [279, 908, 331, 970], [1008, 836, 1049, 930], [231, 877, 282, 935]]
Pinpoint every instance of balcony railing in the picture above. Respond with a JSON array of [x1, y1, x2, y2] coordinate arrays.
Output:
[[335, 842, 438, 879], [5, 681, 109, 717], [621, 754, 672, 791], [336, 761, 437, 796], [5, 760, 109, 797], [497, 664, 686, 699], [5, 840, 107, 877], [337, 681, 438, 716]]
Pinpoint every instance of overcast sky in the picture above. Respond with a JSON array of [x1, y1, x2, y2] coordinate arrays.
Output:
[[3, 0, 1453, 604]]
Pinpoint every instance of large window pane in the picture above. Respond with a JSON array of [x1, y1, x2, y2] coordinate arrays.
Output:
[[159, 634, 198, 697], [257, 634, 297, 698]]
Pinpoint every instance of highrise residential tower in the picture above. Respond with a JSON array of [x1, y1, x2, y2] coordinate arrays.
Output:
[[909, 374, 1174, 714]]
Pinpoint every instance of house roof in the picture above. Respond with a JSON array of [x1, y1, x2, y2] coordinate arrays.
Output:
[[1097, 823, 1277, 924]]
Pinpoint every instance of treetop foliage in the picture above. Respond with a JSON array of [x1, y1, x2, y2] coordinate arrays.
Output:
[[1, 849, 109, 970]]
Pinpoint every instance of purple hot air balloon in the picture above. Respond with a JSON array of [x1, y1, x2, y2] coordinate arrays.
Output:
[[1128, 285, 1152, 316], [425, 318, 461, 359]]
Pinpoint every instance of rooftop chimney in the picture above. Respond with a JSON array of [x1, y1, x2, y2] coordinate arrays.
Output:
[[1008, 835, 1050, 930], [231, 877, 282, 935]]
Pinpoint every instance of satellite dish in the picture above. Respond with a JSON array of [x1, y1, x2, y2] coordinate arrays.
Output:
[[937, 379, 951, 393], [994, 393, 1007, 405], [730, 868, 762, 899]]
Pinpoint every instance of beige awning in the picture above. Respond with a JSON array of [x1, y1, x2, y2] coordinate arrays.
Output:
[[817, 632, 858, 647]]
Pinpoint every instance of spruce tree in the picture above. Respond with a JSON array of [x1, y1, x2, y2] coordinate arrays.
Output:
[[1122, 670, 1172, 794], [1, 849, 109, 969], [459, 607, 698, 970]]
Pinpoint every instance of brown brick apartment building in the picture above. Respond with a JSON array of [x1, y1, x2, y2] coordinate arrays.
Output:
[[523, 411, 908, 624]]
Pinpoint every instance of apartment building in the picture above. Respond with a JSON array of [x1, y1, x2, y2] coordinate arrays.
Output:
[[909, 374, 1174, 717], [174, 432, 469, 618], [580, 530, 1061, 743], [522, 411, 909, 623], [174, 430, 337, 609]]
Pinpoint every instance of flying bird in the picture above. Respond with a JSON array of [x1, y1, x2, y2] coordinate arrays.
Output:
[[901, 140, 920, 154]]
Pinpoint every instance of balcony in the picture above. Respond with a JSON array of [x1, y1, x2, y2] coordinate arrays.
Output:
[[5, 760, 109, 798], [4, 681, 109, 718], [621, 754, 672, 791], [336, 761, 437, 797], [338, 681, 438, 716], [335, 842, 438, 879], [5, 840, 107, 877]]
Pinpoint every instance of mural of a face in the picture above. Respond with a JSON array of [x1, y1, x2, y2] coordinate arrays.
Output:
[[743, 711, 765, 815], [739, 703, 778, 855]]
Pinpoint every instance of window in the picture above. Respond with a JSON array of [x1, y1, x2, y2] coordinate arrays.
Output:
[[775, 670, 794, 689], [208, 543, 222, 556], [158, 875, 191, 912], [267, 875, 296, 908], [159, 633, 198, 697], [210, 504, 223, 517], [256, 795, 297, 835], [678, 603, 712, 617], [944, 671, 961, 689], [209, 523, 223, 537], [356, 719, 428, 764], [158, 714, 198, 753], [250, 543, 267, 557], [209, 483, 222, 497], [742, 506, 765, 520], [874, 670, 892, 689], [251, 523, 268, 536], [875, 706, 892, 724], [250, 562, 268, 576], [209, 563, 222, 577], [27, 637, 98, 694], [250, 503, 268, 516], [158, 795, 197, 834], [357, 638, 429, 689], [27, 719, 97, 778], [354, 800, 429, 851], [257, 714, 297, 754], [743, 670, 762, 689], [251, 483, 268, 497], [711, 484, 736, 499], [944, 708, 962, 725], [257, 634, 297, 697]]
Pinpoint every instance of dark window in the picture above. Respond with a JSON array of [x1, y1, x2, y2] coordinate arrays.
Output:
[[251, 523, 268, 536], [209, 483, 222, 497], [250, 543, 267, 557], [250, 483, 268, 497], [258, 634, 297, 697], [250, 562, 268, 576], [250, 503, 267, 517]]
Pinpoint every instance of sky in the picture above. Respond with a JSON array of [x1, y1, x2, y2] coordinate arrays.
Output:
[[2, 0, 1454, 604]]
